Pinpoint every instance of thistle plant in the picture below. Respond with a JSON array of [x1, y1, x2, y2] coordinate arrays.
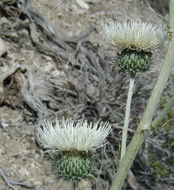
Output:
[[101, 1, 174, 189], [104, 21, 166, 77], [37, 118, 111, 190], [104, 21, 166, 161]]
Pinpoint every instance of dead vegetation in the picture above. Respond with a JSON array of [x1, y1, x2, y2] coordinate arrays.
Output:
[[0, 0, 173, 190]]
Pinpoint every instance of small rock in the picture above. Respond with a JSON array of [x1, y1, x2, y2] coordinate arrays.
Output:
[[19, 167, 30, 176], [0, 118, 9, 128], [75, 0, 89, 9], [79, 180, 92, 190], [0, 107, 23, 127], [0, 38, 7, 56]]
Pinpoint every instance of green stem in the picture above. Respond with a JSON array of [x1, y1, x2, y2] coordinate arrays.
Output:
[[152, 96, 174, 130], [170, 0, 174, 34], [120, 77, 135, 161], [110, 96, 174, 190], [73, 181, 79, 190], [110, 1, 174, 189], [141, 3, 174, 131]]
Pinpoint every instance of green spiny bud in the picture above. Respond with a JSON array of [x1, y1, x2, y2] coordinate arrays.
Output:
[[117, 49, 152, 77], [53, 152, 95, 182]]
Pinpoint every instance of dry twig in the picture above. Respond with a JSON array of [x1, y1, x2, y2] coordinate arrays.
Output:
[[0, 166, 36, 190]]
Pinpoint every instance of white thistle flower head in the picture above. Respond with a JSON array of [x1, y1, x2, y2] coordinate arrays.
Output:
[[37, 118, 112, 152], [104, 21, 166, 52]]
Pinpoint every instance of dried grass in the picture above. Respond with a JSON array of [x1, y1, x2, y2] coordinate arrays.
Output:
[[0, 0, 173, 189]]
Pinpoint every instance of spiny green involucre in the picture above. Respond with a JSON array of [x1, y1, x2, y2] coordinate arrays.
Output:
[[104, 21, 166, 76]]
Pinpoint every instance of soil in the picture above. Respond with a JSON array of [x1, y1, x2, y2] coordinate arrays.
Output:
[[0, 0, 172, 190]]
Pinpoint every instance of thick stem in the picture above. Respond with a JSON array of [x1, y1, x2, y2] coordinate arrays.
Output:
[[140, 2, 174, 131], [170, 0, 174, 34], [110, 1, 174, 189], [120, 77, 135, 161], [110, 128, 145, 190], [110, 96, 174, 190]]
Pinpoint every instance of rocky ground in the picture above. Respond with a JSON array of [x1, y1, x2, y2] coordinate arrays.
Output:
[[0, 0, 173, 190]]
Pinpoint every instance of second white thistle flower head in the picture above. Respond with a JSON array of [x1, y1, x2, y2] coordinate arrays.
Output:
[[104, 21, 166, 52], [37, 118, 112, 152]]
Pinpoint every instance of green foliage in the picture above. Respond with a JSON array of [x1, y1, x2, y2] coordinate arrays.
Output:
[[117, 49, 152, 77], [151, 160, 171, 181], [146, 147, 172, 181], [53, 152, 95, 182]]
